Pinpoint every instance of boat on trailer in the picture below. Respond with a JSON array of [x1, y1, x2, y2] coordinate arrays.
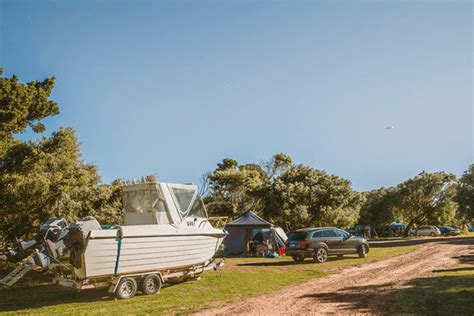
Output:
[[1, 177, 226, 299]]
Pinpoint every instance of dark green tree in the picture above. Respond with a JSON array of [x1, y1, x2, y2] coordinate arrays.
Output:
[[0, 70, 123, 242], [359, 187, 400, 236], [0, 68, 59, 157], [457, 164, 474, 221], [0, 128, 102, 241], [204, 158, 268, 218], [87, 179, 124, 225], [260, 165, 364, 231], [397, 171, 457, 236]]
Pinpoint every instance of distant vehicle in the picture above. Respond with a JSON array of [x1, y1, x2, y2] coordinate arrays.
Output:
[[345, 227, 356, 235], [438, 226, 461, 236], [350, 224, 371, 239], [467, 223, 474, 232], [285, 227, 369, 263], [416, 225, 441, 237]]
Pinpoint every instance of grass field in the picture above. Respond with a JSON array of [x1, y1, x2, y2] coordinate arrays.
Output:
[[395, 243, 474, 315], [0, 245, 416, 315]]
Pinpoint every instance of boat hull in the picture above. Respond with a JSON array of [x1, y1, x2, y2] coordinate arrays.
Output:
[[80, 226, 225, 278]]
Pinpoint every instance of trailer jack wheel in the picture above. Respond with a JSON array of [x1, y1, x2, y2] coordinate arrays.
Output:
[[115, 277, 138, 299], [142, 274, 162, 295]]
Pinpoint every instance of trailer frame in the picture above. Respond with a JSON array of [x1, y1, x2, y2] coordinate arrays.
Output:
[[50, 259, 224, 299]]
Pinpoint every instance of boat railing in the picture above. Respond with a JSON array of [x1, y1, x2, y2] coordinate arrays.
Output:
[[207, 216, 228, 229]]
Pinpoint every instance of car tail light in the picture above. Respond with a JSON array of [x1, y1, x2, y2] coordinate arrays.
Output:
[[297, 240, 308, 248]]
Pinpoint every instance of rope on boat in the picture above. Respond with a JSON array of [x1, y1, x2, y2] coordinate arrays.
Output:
[[114, 227, 123, 275]]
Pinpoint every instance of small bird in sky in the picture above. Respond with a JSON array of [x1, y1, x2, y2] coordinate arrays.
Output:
[[385, 126, 395, 130]]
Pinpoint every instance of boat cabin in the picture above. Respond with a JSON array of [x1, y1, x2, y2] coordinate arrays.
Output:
[[121, 178, 208, 226]]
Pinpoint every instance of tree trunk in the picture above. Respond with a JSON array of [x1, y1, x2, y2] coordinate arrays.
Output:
[[404, 219, 416, 237], [372, 228, 379, 238]]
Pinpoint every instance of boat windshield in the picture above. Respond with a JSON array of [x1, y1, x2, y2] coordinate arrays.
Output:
[[188, 197, 207, 218], [171, 187, 196, 217], [170, 186, 208, 219]]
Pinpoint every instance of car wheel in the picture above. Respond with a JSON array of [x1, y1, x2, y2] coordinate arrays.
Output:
[[430, 232, 436, 237], [313, 247, 328, 263], [358, 244, 368, 258], [292, 255, 304, 263], [115, 277, 138, 299], [142, 274, 162, 295]]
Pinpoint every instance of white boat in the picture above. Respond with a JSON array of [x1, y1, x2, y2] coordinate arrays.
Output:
[[1, 177, 226, 299], [75, 179, 226, 279]]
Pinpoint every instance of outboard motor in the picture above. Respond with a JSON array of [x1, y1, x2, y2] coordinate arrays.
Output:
[[63, 216, 101, 268], [38, 217, 69, 242], [37, 217, 69, 265], [3, 217, 70, 269], [1, 216, 101, 287]]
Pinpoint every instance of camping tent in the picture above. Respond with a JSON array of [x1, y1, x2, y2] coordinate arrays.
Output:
[[387, 221, 406, 237], [223, 211, 288, 257]]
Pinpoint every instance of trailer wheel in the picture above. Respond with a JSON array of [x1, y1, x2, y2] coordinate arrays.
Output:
[[142, 274, 162, 295], [115, 277, 137, 299]]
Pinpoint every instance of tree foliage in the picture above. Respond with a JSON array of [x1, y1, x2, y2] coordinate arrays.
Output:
[[204, 155, 363, 231], [261, 153, 292, 179], [396, 171, 457, 235], [0, 68, 59, 157], [87, 179, 124, 226], [0, 128, 102, 240], [0, 71, 122, 242], [259, 165, 364, 231], [359, 187, 400, 235], [204, 158, 268, 217], [457, 164, 474, 221], [204, 156, 470, 236]]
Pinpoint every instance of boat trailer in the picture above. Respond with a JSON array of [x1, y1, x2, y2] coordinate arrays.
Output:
[[1, 254, 224, 299]]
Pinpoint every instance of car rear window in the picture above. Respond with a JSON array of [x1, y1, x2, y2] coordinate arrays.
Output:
[[288, 231, 307, 242], [322, 230, 337, 237]]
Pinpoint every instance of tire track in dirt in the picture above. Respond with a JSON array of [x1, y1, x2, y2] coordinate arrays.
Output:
[[195, 239, 472, 315]]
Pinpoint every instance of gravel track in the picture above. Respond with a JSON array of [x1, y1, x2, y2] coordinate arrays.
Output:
[[195, 239, 472, 315]]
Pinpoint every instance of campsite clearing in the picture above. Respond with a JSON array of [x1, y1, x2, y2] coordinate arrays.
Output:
[[196, 236, 474, 315], [0, 245, 416, 314], [395, 238, 474, 314]]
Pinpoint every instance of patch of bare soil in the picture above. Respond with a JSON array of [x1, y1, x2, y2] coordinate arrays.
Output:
[[195, 239, 472, 315]]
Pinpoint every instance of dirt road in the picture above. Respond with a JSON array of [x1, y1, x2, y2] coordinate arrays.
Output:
[[196, 239, 472, 315]]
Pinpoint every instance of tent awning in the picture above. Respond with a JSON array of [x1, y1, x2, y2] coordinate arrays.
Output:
[[389, 222, 406, 228], [225, 211, 272, 227]]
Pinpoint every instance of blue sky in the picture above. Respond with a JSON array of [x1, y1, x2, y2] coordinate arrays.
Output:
[[0, 0, 472, 191]]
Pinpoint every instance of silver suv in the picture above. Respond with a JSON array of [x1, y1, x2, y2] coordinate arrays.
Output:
[[416, 225, 441, 237]]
